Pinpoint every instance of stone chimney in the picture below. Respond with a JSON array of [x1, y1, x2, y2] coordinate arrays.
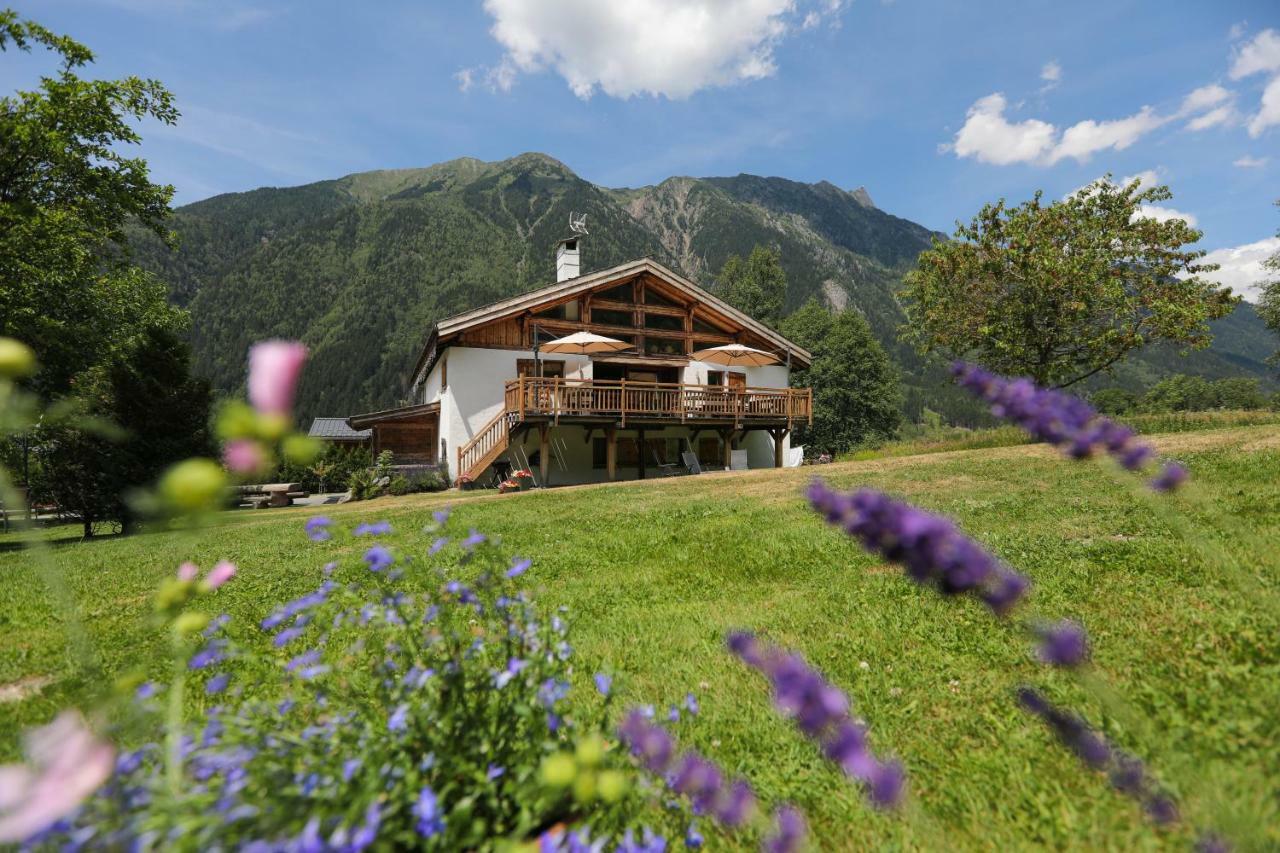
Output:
[[556, 237, 581, 282]]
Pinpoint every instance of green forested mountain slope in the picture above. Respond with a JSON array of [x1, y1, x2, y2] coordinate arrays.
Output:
[[133, 152, 1275, 422]]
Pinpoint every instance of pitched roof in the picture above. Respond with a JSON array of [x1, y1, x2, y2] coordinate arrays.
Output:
[[415, 257, 811, 379], [308, 418, 371, 441], [347, 402, 440, 430]]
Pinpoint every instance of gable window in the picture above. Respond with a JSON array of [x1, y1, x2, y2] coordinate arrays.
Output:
[[643, 312, 684, 332], [534, 300, 580, 321], [440, 355, 447, 391], [643, 288, 682, 308], [598, 283, 635, 303], [644, 336, 685, 357], [693, 317, 730, 335], [591, 307, 633, 328]]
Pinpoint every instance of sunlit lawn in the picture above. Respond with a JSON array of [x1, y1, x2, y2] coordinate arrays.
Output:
[[2, 425, 1278, 849]]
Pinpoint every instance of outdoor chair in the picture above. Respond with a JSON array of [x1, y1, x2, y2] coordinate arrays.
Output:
[[680, 451, 703, 475], [653, 448, 682, 477]]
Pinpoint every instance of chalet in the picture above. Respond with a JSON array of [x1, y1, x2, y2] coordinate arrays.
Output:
[[346, 240, 812, 486]]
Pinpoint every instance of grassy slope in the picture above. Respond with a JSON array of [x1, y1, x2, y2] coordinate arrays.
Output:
[[2, 427, 1278, 849]]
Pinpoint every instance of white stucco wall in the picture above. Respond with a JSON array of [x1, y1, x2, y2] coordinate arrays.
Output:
[[426, 346, 799, 480]]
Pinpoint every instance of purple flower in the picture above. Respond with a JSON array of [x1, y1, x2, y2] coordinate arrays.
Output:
[[413, 786, 445, 838], [684, 692, 699, 715], [354, 520, 392, 536], [1035, 620, 1089, 667], [134, 682, 157, 701], [684, 823, 704, 849], [206, 673, 230, 695], [388, 703, 409, 733], [286, 650, 321, 672], [305, 516, 333, 542], [1017, 687, 1177, 824], [728, 631, 905, 809], [432, 507, 450, 526], [461, 529, 486, 551], [506, 557, 532, 579], [1149, 462, 1188, 492], [349, 801, 381, 850], [494, 658, 528, 689], [428, 537, 448, 556], [364, 545, 393, 572], [539, 678, 571, 708], [486, 764, 504, 780], [807, 481, 1030, 617], [273, 626, 304, 647], [188, 642, 225, 670], [594, 673, 612, 697], [763, 806, 806, 853]]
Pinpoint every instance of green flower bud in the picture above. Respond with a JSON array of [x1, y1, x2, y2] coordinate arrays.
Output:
[[571, 770, 597, 804], [575, 733, 605, 768], [597, 769, 628, 803], [173, 611, 211, 635], [255, 412, 290, 441], [283, 434, 321, 465], [154, 576, 194, 611], [0, 338, 36, 379], [157, 458, 227, 513], [215, 401, 259, 441], [539, 752, 576, 789]]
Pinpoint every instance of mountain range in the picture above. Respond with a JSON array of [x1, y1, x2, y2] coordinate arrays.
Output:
[[131, 152, 1276, 423]]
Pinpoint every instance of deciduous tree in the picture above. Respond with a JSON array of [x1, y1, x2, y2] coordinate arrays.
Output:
[[717, 245, 786, 329], [901, 177, 1236, 388]]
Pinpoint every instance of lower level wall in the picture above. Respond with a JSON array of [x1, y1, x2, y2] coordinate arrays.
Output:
[[494, 424, 794, 487]]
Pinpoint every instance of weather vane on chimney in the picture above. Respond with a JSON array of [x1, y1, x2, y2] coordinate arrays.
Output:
[[569, 212, 588, 235]]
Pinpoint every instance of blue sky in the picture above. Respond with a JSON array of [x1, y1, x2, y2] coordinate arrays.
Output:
[[6, 0, 1280, 297]]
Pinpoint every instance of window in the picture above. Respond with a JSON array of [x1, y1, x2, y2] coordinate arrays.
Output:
[[643, 312, 684, 332], [517, 359, 564, 378], [643, 288, 681, 308], [591, 308, 633, 328], [440, 355, 447, 391], [644, 336, 684, 356], [598, 283, 635, 303], [707, 370, 725, 386], [693, 317, 729, 335], [534, 300, 580, 321]]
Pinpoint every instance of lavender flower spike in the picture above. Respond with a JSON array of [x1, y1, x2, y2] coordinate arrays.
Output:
[[728, 631, 906, 809], [1017, 687, 1178, 825], [807, 480, 1031, 617], [1035, 620, 1089, 667], [763, 806, 806, 853]]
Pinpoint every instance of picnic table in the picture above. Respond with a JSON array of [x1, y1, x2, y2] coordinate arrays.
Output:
[[235, 482, 309, 509]]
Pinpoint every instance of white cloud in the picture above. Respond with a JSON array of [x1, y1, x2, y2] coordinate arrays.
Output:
[[467, 0, 846, 99], [1198, 237, 1280, 302], [950, 93, 1056, 165], [1120, 169, 1160, 191], [1229, 28, 1280, 79], [1134, 205, 1198, 227], [1180, 84, 1232, 114], [950, 92, 1170, 166], [1039, 60, 1061, 93], [1247, 75, 1280, 137], [1234, 155, 1269, 168], [1186, 105, 1235, 131]]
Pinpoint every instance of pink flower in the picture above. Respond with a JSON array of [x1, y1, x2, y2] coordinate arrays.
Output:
[[247, 340, 307, 416], [222, 439, 267, 474], [204, 560, 237, 590], [177, 562, 199, 582], [0, 712, 114, 842]]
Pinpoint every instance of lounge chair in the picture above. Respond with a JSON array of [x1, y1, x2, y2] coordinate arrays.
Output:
[[653, 448, 682, 477], [680, 451, 703, 475]]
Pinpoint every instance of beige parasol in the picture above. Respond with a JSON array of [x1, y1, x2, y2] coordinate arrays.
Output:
[[690, 343, 780, 367]]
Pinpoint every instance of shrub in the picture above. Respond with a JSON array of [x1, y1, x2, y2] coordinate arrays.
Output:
[[30, 517, 648, 849]]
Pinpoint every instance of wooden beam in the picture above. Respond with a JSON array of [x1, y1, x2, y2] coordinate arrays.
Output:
[[637, 428, 647, 480], [539, 423, 550, 485], [771, 428, 790, 468], [605, 427, 617, 481], [719, 428, 733, 470]]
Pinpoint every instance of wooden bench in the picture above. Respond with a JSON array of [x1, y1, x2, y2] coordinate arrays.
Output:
[[235, 482, 309, 509]]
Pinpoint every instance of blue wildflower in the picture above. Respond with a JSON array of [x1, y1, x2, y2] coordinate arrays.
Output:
[[388, 703, 410, 732], [274, 626, 304, 648], [486, 764, 505, 780], [539, 678, 571, 708], [206, 673, 230, 695], [286, 649, 321, 672], [763, 806, 806, 853], [461, 528, 486, 550], [507, 556, 532, 578], [432, 507, 450, 526], [684, 693, 699, 715], [429, 536, 449, 555], [668, 706, 680, 723], [1150, 461, 1188, 492], [342, 757, 362, 782], [354, 520, 392, 536], [494, 657, 529, 689], [364, 545, 393, 572], [188, 641, 225, 670], [413, 787, 445, 838], [305, 516, 333, 542], [685, 822, 704, 849], [594, 673, 612, 697], [349, 801, 381, 851], [135, 681, 157, 700]]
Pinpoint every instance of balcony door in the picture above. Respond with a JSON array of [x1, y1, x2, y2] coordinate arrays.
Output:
[[727, 372, 747, 392]]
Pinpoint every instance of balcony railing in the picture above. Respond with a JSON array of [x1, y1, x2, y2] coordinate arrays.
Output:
[[503, 377, 812, 427]]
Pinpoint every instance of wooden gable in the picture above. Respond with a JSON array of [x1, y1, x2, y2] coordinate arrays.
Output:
[[450, 270, 778, 360]]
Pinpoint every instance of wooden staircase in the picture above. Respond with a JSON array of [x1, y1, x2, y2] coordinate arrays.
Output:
[[456, 410, 519, 484]]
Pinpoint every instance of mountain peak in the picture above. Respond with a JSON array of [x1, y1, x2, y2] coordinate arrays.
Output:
[[849, 186, 875, 209]]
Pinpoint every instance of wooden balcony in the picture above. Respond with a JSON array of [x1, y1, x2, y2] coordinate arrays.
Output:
[[503, 376, 812, 428]]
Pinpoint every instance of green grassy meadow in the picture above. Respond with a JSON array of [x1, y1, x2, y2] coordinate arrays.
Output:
[[2, 425, 1278, 850]]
